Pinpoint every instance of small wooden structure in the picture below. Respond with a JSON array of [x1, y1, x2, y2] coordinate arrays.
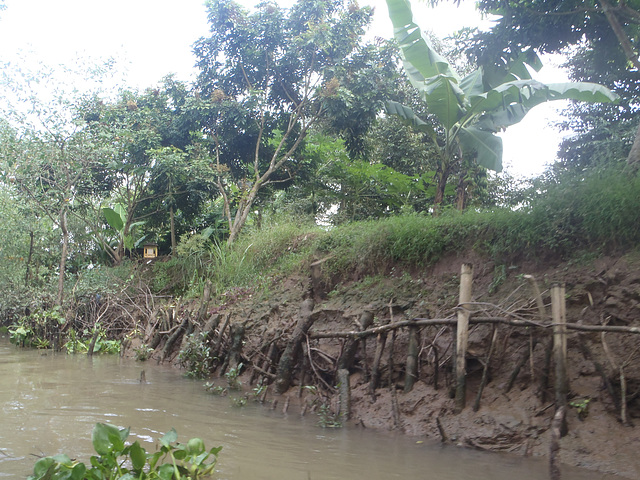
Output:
[[143, 242, 158, 259]]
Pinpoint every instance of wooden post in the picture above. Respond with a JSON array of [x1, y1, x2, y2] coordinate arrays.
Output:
[[404, 322, 419, 392], [551, 283, 568, 436], [455, 263, 473, 413], [337, 369, 351, 421]]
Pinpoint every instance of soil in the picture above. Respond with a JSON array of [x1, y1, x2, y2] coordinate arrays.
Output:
[[132, 250, 640, 479]]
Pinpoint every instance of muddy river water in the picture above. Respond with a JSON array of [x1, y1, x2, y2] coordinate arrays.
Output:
[[0, 338, 617, 479]]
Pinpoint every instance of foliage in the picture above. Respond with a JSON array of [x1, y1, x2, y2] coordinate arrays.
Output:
[[178, 333, 214, 379], [224, 363, 243, 391], [384, 0, 618, 210], [193, 0, 389, 243], [28, 422, 221, 480], [134, 344, 155, 361], [569, 397, 591, 420], [317, 403, 342, 428], [9, 306, 65, 348], [466, 0, 640, 167]]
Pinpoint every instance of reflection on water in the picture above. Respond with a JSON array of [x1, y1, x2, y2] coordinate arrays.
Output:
[[0, 337, 615, 479]]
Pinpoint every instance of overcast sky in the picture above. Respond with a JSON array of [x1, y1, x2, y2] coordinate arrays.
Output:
[[0, 0, 569, 177]]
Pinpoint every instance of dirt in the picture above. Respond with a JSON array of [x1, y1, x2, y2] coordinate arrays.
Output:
[[140, 250, 640, 479]]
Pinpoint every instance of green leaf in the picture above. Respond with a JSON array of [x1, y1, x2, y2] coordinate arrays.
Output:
[[157, 463, 176, 480], [129, 441, 147, 471], [91, 423, 127, 456], [160, 428, 178, 447], [31, 457, 56, 479], [384, 100, 439, 147], [67, 463, 87, 480], [458, 126, 503, 172], [102, 207, 124, 232]]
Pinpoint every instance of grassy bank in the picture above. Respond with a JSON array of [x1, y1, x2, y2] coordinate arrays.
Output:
[[152, 167, 640, 299]]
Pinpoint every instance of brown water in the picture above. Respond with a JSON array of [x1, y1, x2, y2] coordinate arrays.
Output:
[[0, 337, 616, 479]]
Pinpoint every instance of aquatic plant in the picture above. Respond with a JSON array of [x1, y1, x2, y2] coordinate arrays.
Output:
[[28, 422, 221, 480]]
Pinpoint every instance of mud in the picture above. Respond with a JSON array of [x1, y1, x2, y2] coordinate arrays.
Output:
[[138, 251, 640, 479]]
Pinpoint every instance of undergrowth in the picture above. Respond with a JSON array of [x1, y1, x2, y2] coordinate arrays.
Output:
[[151, 167, 640, 298]]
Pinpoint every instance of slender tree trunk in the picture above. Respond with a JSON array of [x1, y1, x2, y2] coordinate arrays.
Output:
[[25, 231, 34, 286], [627, 122, 640, 170], [57, 207, 68, 306], [433, 168, 450, 216], [455, 170, 467, 211], [170, 205, 177, 255]]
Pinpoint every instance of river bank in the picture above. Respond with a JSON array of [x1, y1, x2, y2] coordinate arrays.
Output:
[[125, 249, 640, 479]]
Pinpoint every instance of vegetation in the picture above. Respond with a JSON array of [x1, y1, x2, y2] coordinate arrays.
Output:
[[28, 423, 221, 480], [0, 0, 635, 391]]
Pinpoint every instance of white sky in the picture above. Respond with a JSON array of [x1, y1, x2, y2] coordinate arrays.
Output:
[[0, 0, 569, 177]]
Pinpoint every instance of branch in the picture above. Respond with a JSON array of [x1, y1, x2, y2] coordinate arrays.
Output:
[[599, 0, 640, 70]]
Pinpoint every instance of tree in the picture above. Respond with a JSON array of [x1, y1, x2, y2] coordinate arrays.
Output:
[[193, 0, 385, 244], [384, 0, 619, 212], [0, 62, 112, 305], [81, 84, 212, 262], [464, 0, 640, 167]]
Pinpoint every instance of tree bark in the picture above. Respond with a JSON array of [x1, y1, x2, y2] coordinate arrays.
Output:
[[170, 205, 177, 255], [627, 122, 640, 169], [56, 207, 69, 306], [25, 231, 34, 286], [274, 298, 316, 394]]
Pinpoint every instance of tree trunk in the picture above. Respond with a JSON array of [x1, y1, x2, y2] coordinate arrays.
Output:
[[56, 207, 68, 306], [433, 167, 451, 216], [627, 122, 640, 170], [170, 205, 177, 255], [25, 231, 34, 286]]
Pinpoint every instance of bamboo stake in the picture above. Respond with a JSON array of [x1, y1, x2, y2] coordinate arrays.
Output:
[[455, 263, 473, 413], [551, 284, 568, 436]]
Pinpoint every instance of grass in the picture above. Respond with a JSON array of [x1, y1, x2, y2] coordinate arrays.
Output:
[[151, 167, 640, 298]]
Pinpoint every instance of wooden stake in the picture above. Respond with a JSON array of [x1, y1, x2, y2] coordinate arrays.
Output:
[[404, 322, 419, 392], [473, 326, 498, 412], [549, 405, 565, 480], [369, 332, 387, 399], [551, 283, 568, 436], [455, 263, 473, 413], [337, 368, 351, 421]]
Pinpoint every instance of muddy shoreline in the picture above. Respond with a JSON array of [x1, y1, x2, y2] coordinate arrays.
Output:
[[130, 252, 640, 479]]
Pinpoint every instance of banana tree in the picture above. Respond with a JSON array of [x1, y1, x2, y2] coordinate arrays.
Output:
[[385, 0, 619, 211]]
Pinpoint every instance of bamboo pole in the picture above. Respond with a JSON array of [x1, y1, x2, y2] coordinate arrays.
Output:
[[455, 263, 474, 413], [551, 283, 568, 436]]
